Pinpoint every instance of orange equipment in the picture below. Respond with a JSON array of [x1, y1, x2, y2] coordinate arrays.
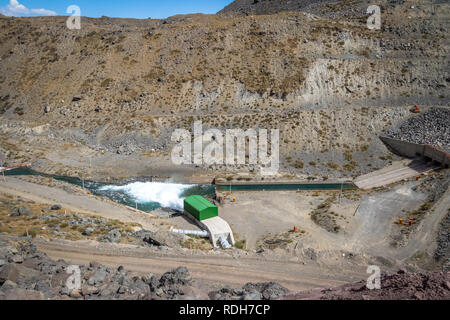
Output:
[[410, 105, 420, 113]]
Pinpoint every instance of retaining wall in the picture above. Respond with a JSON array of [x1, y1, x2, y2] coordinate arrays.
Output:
[[380, 135, 450, 167]]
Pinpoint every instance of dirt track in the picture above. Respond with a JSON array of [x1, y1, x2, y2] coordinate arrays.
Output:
[[32, 237, 367, 292]]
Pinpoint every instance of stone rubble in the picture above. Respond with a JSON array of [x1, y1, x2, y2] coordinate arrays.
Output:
[[384, 107, 450, 152]]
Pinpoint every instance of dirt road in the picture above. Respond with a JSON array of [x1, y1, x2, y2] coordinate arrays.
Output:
[[33, 237, 367, 292]]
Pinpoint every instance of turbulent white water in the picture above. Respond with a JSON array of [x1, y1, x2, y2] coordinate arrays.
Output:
[[98, 182, 193, 211]]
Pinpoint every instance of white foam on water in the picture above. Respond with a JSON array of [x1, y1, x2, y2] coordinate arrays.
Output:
[[98, 182, 193, 210]]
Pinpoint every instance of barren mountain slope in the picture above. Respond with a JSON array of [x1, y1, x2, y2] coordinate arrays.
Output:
[[219, 0, 367, 17], [0, 1, 448, 179]]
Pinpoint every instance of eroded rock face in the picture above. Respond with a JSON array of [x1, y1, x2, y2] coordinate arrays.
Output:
[[0, 236, 196, 300]]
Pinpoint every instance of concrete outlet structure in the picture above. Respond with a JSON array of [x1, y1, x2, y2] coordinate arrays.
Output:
[[183, 195, 235, 248]]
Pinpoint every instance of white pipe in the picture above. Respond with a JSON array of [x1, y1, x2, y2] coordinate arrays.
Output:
[[170, 226, 209, 238], [219, 236, 231, 249]]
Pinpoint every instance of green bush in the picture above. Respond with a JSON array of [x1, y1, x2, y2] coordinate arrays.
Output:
[[235, 239, 246, 250]]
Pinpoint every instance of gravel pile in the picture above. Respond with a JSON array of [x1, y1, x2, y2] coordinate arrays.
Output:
[[384, 108, 450, 152]]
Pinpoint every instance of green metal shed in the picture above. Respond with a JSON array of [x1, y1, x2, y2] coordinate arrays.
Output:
[[183, 195, 218, 221]]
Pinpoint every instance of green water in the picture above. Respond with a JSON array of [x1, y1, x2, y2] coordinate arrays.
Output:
[[3, 167, 355, 211], [216, 182, 356, 191], [2, 167, 215, 212]]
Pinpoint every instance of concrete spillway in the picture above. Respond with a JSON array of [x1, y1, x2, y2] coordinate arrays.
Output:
[[355, 159, 440, 190]]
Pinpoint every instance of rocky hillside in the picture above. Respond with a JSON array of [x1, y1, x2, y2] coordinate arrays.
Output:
[[219, 0, 368, 18], [0, 0, 448, 179], [284, 268, 450, 300]]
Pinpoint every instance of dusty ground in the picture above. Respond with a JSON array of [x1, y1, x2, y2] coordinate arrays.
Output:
[[0, 0, 449, 300], [2, 167, 448, 265]]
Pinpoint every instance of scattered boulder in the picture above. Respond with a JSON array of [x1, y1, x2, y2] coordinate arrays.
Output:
[[210, 282, 289, 300], [9, 210, 20, 217], [0, 288, 45, 300], [1, 280, 17, 291], [0, 264, 20, 284], [0, 236, 196, 300], [51, 204, 62, 211], [100, 282, 120, 297], [242, 290, 262, 300], [10, 206, 33, 217], [243, 282, 289, 300], [159, 266, 192, 287], [88, 269, 107, 286], [99, 229, 122, 243], [82, 227, 94, 236], [149, 266, 193, 299]]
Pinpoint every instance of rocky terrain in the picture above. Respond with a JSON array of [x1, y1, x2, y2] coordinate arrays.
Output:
[[284, 269, 450, 300], [1, 235, 448, 300], [384, 107, 450, 152], [435, 209, 450, 271], [0, 235, 300, 300], [210, 281, 289, 300], [0, 236, 202, 300]]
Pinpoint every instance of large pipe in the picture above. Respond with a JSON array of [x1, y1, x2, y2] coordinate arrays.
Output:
[[219, 236, 231, 249], [170, 226, 209, 238]]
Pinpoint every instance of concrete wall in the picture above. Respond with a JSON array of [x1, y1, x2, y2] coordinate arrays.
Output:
[[380, 135, 450, 167], [423, 145, 450, 167]]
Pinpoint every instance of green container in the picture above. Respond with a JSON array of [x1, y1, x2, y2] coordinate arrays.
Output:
[[184, 195, 218, 221]]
